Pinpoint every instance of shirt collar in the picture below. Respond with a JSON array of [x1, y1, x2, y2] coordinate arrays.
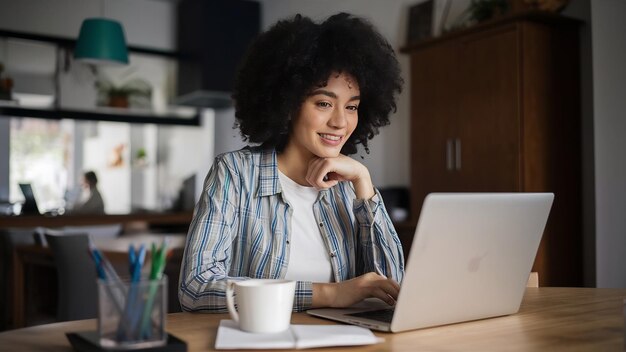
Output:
[[254, 147, 330, 201], [256, 148, 282, 198]]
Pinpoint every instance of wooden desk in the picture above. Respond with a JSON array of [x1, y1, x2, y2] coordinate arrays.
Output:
[[10, 233, 186, 329], [0, 288, 624, 351]]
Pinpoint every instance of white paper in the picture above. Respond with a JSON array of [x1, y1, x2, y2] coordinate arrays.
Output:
[[291, 324, 383, 349], [214, 320, 383, 350], [215, 320, 295, 350]]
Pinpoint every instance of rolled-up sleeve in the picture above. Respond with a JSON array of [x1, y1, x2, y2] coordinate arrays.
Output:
[[353, 189, 405, 283], [293, 281, 313, 311]]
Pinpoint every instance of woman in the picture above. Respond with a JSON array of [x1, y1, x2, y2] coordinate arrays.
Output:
[[179, 13, 404, 312], [69, 171, 105, 215]]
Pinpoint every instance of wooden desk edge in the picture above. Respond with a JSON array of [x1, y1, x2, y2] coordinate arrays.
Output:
[[2, 288, 625, 352], [0, 212, 192, 228]]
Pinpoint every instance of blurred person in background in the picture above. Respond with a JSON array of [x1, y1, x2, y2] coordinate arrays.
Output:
[[69, 171, 105, 215]]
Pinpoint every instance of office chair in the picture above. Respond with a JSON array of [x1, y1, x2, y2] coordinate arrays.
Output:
[[0, 228, 38, 330], [36, 224, 122, 247], [45, 233, 98, 322]]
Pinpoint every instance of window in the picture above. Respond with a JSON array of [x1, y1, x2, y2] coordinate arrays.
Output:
[[10, 118, 69, 212]]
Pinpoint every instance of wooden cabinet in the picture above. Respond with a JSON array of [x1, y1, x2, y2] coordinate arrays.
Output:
[[402, 13, 582, 287]]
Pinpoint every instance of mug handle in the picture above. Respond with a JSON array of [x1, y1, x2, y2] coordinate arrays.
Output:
[[225, 280, 239, 324]]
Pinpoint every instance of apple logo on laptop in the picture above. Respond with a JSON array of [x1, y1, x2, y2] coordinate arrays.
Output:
[[468, 251, 489, 272]]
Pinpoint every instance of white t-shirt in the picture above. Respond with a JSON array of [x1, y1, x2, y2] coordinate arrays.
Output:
[[278, 170, 333, 283]]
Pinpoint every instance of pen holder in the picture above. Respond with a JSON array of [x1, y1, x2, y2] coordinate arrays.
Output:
[[97, 276, 167, 349]]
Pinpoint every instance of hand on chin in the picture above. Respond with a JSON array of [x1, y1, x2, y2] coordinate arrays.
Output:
[[306, 154, 364, 190]]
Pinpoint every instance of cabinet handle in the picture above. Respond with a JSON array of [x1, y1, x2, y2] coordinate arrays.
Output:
[[455, 138, 462, 171], [446, 139, 454, 171]]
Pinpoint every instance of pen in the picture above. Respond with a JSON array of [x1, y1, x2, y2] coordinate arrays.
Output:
[[87, 241, 132, 336], [121, 243, 146, 340], [89, 241, 124, 284], [140, 237, 169, 338], [88, 247, 106, 280]]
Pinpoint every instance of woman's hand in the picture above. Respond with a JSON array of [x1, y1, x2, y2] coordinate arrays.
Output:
[[306, 155, 375, 199], [312, 272, 400, 308]]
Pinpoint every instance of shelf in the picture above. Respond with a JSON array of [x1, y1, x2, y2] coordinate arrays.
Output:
[[0, 29, 182, 59], [0, 211, 193, 228], [0, 30, 201, 125], [0, 104, 201, 126], [400, 11, 582, 53]]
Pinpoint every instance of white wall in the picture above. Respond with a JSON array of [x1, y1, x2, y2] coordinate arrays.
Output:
[[590, 0, 626, 288], [0, 0, 176, 50], [82, 122, 131, 213], [157, 109, 215, 208], [213, 107, 247, 157]]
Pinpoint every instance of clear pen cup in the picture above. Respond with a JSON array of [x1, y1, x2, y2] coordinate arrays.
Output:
[[97, 276, 168, 349]]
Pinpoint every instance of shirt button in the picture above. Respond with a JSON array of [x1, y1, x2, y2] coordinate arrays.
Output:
[[330, 253, 336, 258], [286, 240, 290, 244], [319, 222, 324, 227]]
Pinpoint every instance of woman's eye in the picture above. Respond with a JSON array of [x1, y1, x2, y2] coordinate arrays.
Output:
[[317, 101, 331, 108], [347, 105, 359, 111]]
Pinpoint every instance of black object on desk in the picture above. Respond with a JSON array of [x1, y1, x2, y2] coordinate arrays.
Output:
[[66, 331, 187, 352], [19, 183, 40, 215]]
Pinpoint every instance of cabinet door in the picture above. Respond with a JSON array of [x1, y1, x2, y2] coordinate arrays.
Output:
[[409, 42, 461, 220], [455, 26, 521, 191]]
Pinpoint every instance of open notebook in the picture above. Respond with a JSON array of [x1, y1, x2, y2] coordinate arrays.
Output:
[[214, 320, 382, 350]]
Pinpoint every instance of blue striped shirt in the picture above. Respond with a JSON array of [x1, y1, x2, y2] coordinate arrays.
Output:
[[178, 146, 405, 312]]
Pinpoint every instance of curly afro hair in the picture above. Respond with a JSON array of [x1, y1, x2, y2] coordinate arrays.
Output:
[[232, 13, 403, 155]]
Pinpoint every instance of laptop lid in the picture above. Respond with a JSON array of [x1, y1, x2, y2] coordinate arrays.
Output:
[[307, 193, 554, 333], [19, 183, 41, 215]]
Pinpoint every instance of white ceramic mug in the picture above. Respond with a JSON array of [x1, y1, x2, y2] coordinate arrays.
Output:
[[225, 279, 296, 333]]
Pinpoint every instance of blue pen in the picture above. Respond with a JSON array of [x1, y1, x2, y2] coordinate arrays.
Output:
[[129, 244, 136, 278], [89, 242, 124, 285], [134, 245, 146, 282], [88, 248, 106, 279], [119, 243, 147, 341], [87, 242, 131, 337]]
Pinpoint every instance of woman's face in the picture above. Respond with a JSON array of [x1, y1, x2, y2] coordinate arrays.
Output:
[[80, 176, 89, 189], [288, 72, 360, 159]]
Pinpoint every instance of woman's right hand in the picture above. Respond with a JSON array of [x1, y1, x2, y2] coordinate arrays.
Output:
[[312, 272, 400, 308]]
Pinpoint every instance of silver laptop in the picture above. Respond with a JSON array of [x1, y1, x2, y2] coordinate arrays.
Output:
[[307, 193, 554, 332]]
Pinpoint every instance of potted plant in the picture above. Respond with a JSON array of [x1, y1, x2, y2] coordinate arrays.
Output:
[[445, 0, 510, 32], [95, 77, 152, 109], [134, 148, 148, 167]]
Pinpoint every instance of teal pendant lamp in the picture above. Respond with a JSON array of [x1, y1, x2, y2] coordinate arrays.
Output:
[[74, 18, 129, 65]]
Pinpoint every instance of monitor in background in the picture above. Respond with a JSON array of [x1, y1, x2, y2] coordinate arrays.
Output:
[[18, 183, 40, 215], [171, 174, 196, 212]]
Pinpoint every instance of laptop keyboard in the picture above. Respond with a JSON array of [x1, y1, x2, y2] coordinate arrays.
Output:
[[347, 308, 395, 323]]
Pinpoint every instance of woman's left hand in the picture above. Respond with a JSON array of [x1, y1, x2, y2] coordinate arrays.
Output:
[[306, 155, 375, 199]]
